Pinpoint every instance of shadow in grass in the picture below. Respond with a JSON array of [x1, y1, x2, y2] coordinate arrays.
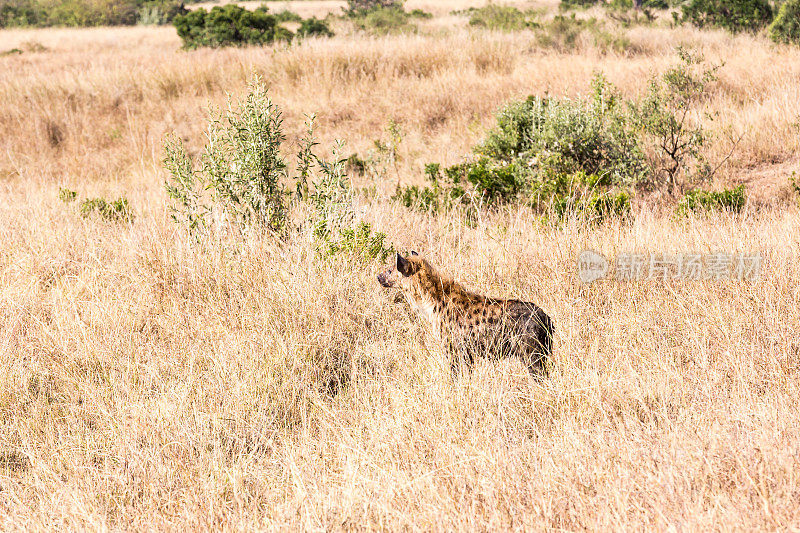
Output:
[[0, 450, 31, 474]]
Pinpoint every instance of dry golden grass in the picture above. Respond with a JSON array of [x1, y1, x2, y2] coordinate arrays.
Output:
[[1, 2, 800, 529]]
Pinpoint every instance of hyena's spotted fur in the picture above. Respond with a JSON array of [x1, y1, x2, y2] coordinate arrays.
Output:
[[378, 252, 553, 376]]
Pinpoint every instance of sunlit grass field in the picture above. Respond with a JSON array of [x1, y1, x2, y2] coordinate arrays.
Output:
[[1, 0, 799, 528]]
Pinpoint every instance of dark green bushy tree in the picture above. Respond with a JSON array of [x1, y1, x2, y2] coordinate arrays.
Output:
[[345, 0, 403, 16], [298, 16, 334, 38], [679, 0, 773, 33], [1, 0, 42, 26], [769, 0, 800, 45], [173, 5, 293, 48]]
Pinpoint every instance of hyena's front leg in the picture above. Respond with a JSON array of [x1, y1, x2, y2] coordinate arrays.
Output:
[[448, 335, 476, 378]]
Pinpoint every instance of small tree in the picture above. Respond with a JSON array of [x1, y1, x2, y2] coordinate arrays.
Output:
[[629, 48, 722, 194]]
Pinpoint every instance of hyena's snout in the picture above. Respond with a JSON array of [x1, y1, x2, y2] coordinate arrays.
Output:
[[377, 271, 394, 288]]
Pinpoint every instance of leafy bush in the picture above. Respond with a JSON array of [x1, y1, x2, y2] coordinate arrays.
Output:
[[0, 0, 185, 27], [395, 49, 732, 220], [296, 121, 394, 261], [352, 5, 415, 34], [79, 197, 135, 222], [164, 78, 392, 261], [45, 0, 139, 26], [395, 75, 641, 222], [297, 16, 334, 38], [478, 74, 647, 185], [164, 77, 289, 235], [345, 0, 403, 16], [628, 48, 721, 193], [58, 187, 77, 202], [408, 8, 432, 19], [173, 5, 293, 48], [676, 185, 746, 215], [273, 9, 302, 23], [1, 0, 42, 26], [467, 4, 537, 31], [679, 0, 773, 33], [769, 0, 800, 45], [790, 173, 800, 205]]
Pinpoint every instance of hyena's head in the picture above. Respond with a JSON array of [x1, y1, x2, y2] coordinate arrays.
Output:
[[377, 251, 423, 293], [378, 252, 444, 316]]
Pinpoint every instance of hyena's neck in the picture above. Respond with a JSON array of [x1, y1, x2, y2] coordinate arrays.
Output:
[[412, 265, 483, 313]]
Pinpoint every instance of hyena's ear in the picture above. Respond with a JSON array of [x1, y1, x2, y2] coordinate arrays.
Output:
[[396, 253, 413, 277], [410, 250, 418, 256]]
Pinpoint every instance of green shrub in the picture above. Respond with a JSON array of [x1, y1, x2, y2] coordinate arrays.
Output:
[[0, 0, 186, 27], [0, 0, 41, 26], [173, 5, 293, 48], [395, 74, 642, 222], [273, 9, 302, 23], [628, 48, 721, 193], [45, 0, 139, 26], [467, 4, 536, 31], [790, 173, 800, 204], [676, 185, 746, 215], [352, 5, 415, 34], [164, 79, 391, 261], [345, 0, 403, 16], [769, 0, 800, 45], [408, 8, 432, 19], [58, 187, 77, 202], [679, 0, 773, 33], [297, 16, 334, 38], [479, 74, 647, 185], [303, 133, 394, 262], [79, 197, 135, 222], [164, 77, 289, 235]]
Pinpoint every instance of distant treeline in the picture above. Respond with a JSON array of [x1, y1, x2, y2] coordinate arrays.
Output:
[[0, 0, 193, 27]]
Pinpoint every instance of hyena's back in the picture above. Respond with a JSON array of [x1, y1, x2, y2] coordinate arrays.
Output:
[[451, 298, 554, 375]]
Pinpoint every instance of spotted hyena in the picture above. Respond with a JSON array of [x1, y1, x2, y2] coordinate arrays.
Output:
[[378, 252, 554, 376]]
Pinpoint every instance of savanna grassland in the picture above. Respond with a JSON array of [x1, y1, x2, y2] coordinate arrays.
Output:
[[1, 0, 800, 529]]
